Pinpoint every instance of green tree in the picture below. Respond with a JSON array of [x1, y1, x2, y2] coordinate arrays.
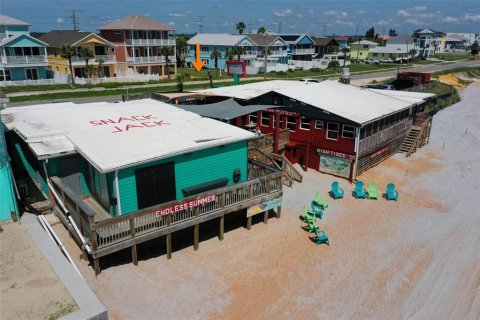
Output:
[[365, 27, 375, 39], [232, 46, 245, 60], [176, 73, 185, 92], [389, 29, 398, 37], [210, 47, 222, 77], [257, 26, 266, 35], [409, 49, 417, 62], [60, 44, 76, 84], [79, 47, 95, 77], [160, 46, 174, 79], [341, 47, 350, 67], [471, 41, 479, 56], [236, 21, 246, 34], [175, 36, 189, 67], [96, 57, 105, 78], [225, 48, 234, 61]]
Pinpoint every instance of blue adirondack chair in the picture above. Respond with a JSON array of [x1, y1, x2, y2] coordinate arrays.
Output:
[[312, 228, 330, 246], [330, 181, 344, 199], [353, 181, 367, 199], [385, 183, 399, 201], [311, 201, 324, 219]]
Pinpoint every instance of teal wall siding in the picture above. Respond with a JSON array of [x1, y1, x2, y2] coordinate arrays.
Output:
[[1, 126, 18, 220], [5, 35, 46, 47], [9, 67, 48, 81], [5, 26, 29, 34], [77, 157, 90, 196], [119, 141, 248, 215]]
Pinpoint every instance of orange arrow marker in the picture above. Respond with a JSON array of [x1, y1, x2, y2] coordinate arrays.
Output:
[[191, 43, 206, 72]]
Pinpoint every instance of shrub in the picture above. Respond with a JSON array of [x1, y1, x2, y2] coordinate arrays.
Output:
[[328, 60, 340, 69]]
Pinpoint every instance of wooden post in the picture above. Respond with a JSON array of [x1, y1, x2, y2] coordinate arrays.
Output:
[[194, 207, 199, 251], [264, 210, 268, 224], [130, 219, 138, 266], [247, 216, 252, 230], [219, 214, 224, 241], [166, 215, 172, 260], [276, 205, 282, 219], [88, 216, 100, 275], [273, 110, 280, 154], [76, 203, 83, 235]]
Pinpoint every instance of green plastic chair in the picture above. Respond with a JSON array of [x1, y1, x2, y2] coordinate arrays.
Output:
[[315, 192, 329, 209], [367, 182, 378, 200], [303, 205, 315, 225], [305, 215, 319, 233]]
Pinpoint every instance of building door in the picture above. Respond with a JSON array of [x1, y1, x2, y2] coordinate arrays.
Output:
[[135, 162, 176, 209], [25, 68, 38, 80], [58, 156, 83, 195]]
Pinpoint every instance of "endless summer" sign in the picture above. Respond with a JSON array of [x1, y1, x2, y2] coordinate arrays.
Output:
[[155, 195, 216, 217]]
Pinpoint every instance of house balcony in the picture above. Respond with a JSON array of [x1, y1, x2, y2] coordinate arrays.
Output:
[[292, 48, 315, 55], [50, 159, 283, 274], [358, 118, 412, 156], [70, 54, 116, 63], [125, 38, 176, 46], [2, 55, 48, 64], [126, 56, 176, 64]]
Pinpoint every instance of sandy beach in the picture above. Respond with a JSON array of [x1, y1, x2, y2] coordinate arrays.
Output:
[[51, 82, 480, 319]]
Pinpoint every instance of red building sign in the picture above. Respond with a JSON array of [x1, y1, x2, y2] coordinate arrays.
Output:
[[316, 148, 355, 160], [155, 195, 217, 217]]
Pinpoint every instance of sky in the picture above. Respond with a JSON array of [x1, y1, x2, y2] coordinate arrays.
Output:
[[2, 0, 480, 36]]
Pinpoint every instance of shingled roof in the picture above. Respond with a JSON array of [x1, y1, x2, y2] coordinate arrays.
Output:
[[99, 15, 174, 31], [38, 30, 92, 48], [312, 37, 339, 47]]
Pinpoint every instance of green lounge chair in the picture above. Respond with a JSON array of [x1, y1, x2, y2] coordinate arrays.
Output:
[[367, 182, 378, 200], [304, 214, 320, 233], [353, 181, 367, 199], [303, 205, 315, 224], [385, 183, 399, 201], [330, 181, 344, 199], [315, 192, 329, 209]]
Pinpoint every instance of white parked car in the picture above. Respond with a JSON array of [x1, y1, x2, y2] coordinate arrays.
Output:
[[364, 58, 379, 64], [380, 58, 394, 64]]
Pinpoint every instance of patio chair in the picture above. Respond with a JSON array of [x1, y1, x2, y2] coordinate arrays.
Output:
[[304, 213, 320, 233], [303, 205, 316, 224], [315, 192, 329, 209], [367, 182, 378, 200], [311, 201, 324, 219], [312, 228, 330, 246], [330, 181, 344, 199], [385, 183, 399, 201], [353, 181, 367, 199]]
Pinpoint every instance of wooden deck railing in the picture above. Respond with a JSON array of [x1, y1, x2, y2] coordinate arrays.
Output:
[[248, 129, 289, 153], [358, 118, 412, 156], [50, 159, 283, 268]]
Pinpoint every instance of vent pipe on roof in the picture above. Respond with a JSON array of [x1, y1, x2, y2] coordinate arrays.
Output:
[[339, 67, 350, 84]]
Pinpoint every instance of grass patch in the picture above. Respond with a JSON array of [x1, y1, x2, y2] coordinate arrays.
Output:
[[48, 302, 77, 320], [420, 82, 460, 116], [432, 53, 470, 61]]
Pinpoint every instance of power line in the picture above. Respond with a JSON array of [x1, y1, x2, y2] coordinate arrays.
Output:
[[69, 9, 82, 30], [197, 16, 204, 33]]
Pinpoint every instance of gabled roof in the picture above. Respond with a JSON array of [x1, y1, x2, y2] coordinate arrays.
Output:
[[0, 15, 30, 26], [37, 30, 115, 48], [335, 36, 349, 41], [0, 33, 48, 47], [246, 34, 286, 46], [312, 37, 339, 47], [387, 35, 414, 45], [279, 34, 314, 45], [351, 40, 378, 46], [99, 15, 174, 31], [370, 45, 410, 54], [187, 34, 252, 46]]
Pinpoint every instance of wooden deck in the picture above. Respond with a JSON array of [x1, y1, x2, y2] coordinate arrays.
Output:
[[83, 196, 111, 222], [50, 159, 283, 275]]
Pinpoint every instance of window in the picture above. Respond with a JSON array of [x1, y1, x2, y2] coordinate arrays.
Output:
[[201, 46, 209, 53], [315, 120, 324, 129], [114, 30, 122, 35], [372, 121, 378, 134], [363, 45, 369, 49], [0, 69, 11, 81], [342, 124, 355, 139], [25, 68, 38, 80], [326, 122, 339, 140], [249, 112, 257, 124], [360, 127, 366, 139], [201, 58, 210, 65], [300, 117, 310, 130], [261, 112, 270, 127], [286, 116, 296, 131]]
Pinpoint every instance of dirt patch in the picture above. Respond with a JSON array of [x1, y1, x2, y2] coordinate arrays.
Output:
[[0, 221, 78, 320]]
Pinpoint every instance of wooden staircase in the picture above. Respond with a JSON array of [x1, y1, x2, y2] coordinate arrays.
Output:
[[249, 148, 303, 187], [399, 117, 432, 157]]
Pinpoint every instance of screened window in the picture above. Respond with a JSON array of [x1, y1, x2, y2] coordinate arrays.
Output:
[[201, 46, 210, 53], [315, 120, 324, 129], [342, 124, 355, 139], [327, 122, 339, 140], [249, 112, 257, 124], [0, 69, 11, 81], [300, 117, 310, 130], [286, 116, 296, 131], [25, 68, 38, 80], [261, 112, 270, 127], [372, 121, 378, 134], [360, 127, 366, 139]]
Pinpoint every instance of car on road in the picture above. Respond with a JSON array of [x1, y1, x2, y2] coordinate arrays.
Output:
[[364, 58, 379, 64], [361, 83, 395, 90], [380, 58, 394, 64]]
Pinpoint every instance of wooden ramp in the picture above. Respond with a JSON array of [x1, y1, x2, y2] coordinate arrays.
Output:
[[249, 148, 303, 187], [399, 117, 432, 157]]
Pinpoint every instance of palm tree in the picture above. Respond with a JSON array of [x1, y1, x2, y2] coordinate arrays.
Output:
[[409, 49, 417, 62], [160, 46, 174, 79], [175, 36, 189, 67], [232, 46, 245, 60], [96, 57, 105, 78], [79, 47, 95, 77], [236, 21, 246, 34], [225, 48, 234, 61], [60, 44, 76, 84], [210, 47, 222, 77], [341, 47, 350, 67], [257, 26, 266, 35]]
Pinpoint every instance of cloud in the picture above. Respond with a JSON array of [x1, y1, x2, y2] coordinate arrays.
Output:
[[414, 6, 427, 11], [397, 9, 410, 17], [465, 13, 480, 21], [184, 23, 190, 27], [56, 18, 64, 23], [274, 9, 293, 17], [377, 19, 389, 25], [335, 20, 354, 26], [324, 10, 348, 19], [223, 22, 229, 26], [168, 22, 175, 26], [308, 9, 314, 14], [296, 13, 303, 18], [443, 16, 459, 23], [357, 10, 367, 14], [404, 18, 422, 25], [168, 13, 187, 17]]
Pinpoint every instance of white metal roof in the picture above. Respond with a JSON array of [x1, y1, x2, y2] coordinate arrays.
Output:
[[187, 34, 250, 46], [2, 99, 254, 173], [367, 89, 435, 104], [193, 80, 432, 125], [0, 15, 30, 26], [351, 40, 378, 45], [370, 44, 410, 54]]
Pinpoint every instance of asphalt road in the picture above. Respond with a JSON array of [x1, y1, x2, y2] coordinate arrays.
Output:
[[7, 59, 479, 108]]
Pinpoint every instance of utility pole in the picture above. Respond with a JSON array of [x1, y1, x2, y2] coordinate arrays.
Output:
[[278, 21, 281, 34], [70, 10, 80, 30], [320, 23, 327, 37], [356, 24, 360, 62], [198, 16, 204, 34]]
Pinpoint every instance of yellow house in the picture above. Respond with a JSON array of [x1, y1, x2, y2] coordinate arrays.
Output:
[[350, 40, 379, 61], [38, 30, 117, 78]]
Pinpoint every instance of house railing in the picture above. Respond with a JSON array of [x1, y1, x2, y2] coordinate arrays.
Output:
[[248, 129, 289, 153], [292, 48, 315, 54], [126, 55, 176, 63], [3, 55, 48, 64], [358, 118, 412, 156], [70, 54, 117, 63], [125, 38, 176, 46], [50, 159, 283, 268]]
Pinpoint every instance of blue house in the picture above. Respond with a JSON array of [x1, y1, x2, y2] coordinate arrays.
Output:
[[278, 34, 315, 61], [186, 34, 257, 70], [0, 15, 49, 84]]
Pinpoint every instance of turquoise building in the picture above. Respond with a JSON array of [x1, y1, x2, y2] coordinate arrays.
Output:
[[0, 15, 50, 83]]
